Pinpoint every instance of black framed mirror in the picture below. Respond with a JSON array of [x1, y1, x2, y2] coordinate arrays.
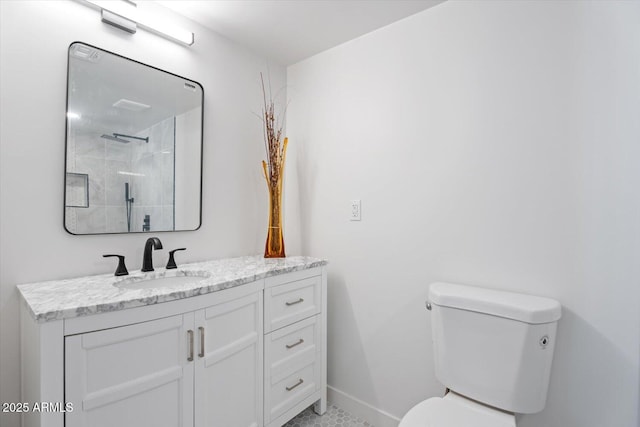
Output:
[[64, 42, 203, 234]]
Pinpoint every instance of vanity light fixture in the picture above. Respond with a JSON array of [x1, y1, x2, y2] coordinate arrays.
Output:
[[102, 9, 137, 34], [83, 0, 195, 46], [142, 17, 195, 46]]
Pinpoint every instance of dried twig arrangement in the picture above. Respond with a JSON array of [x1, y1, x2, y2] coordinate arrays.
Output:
[[258, 73, 288, 257], [260, 72, 288, 188]]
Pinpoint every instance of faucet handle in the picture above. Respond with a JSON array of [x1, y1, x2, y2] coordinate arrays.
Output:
[[103, 254, 129, 276], [166, 248, 187, 269]]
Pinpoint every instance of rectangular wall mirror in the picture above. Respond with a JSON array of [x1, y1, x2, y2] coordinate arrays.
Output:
[[64, 42, 203, 234]]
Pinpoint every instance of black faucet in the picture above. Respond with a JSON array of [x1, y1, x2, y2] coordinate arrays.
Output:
[[141, 237, 163, 272]]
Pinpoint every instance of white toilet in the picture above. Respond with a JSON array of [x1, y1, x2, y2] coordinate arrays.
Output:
[[400, 282, 561, 427]]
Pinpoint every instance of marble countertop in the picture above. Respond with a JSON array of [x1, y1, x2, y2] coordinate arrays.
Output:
[[18, 255, 327, 323]]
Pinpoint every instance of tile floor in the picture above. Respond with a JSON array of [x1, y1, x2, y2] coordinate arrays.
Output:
[[282, 403, 372, 427]]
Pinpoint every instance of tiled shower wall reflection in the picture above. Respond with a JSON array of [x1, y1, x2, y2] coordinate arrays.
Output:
[[66, 117, 175, 234], [130, 117, 175, 232]]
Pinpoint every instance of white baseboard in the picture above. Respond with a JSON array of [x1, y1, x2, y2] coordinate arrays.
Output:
[[327, 385, 401, 427]]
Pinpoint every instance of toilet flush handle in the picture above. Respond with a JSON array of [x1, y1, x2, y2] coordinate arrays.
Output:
[[425, 301, 432, 311]]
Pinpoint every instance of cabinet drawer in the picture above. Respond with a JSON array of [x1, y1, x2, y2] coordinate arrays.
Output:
[[264, 276, 321, 332], [266, 315, 320, 379], [266, 358, 320, 422]]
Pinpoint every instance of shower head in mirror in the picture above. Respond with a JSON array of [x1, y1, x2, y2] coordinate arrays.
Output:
[[101, 133, 149, 143]]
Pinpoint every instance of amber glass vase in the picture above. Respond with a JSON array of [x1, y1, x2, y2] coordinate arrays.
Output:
[[262, 138, 288, 258], [264, 175, 285, 258]]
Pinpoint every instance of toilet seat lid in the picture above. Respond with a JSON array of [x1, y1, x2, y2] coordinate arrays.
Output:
[[399, 392, 516, 427]]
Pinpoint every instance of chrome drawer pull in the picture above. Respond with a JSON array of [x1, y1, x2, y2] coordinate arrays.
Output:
[[187, 330, 194, 362], [198, 326, 205, 358], [286, 378, 304, 391], [285, 297, 304, 306], [286, 338, 304, 349]]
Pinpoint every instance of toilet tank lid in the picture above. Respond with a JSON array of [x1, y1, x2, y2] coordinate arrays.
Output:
[[429, 282, 561, 324]]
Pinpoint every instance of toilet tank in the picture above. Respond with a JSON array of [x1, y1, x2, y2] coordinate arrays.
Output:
[[429, 282, 561, 414]]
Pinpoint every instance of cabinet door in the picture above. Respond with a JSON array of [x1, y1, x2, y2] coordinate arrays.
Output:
[[195, 292, 263, 427], [65, 313, 194, 427]]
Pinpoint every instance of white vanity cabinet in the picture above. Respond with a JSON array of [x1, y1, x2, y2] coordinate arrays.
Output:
[[19, 257, 327, 427], [64, 290, 262, 427]]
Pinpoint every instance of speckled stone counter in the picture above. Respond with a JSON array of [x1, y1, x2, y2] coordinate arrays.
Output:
[[18, 255, 327, 323]]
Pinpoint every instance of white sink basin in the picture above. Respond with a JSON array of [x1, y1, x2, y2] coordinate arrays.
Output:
[[114, 271, 210, 290]]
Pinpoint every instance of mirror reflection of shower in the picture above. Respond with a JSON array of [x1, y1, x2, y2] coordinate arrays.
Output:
[[102, 132, 149, 232], [125, 182, 134, 232], [66, 105, 182, 234]]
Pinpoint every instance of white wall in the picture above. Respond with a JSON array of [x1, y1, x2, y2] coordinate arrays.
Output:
[[0, 2, 285, 426], [287, 1, 639, 426]]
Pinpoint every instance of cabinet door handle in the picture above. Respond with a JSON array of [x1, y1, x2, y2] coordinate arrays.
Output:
[[198, 326, 205, 358], [187, 330, 194, 362], [286, 297, 304, 306], [286, 378, 304, 391], [286, 338, 304, 349]]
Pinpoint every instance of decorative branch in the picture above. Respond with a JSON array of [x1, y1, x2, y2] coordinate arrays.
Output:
[[260, 72, 288, 188]]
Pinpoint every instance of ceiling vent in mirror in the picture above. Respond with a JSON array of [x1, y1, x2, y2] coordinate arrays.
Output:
[[112, 98, 151, 111]]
